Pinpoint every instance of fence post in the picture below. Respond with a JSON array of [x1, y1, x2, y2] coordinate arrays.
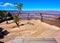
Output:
[[40, 13, 43, 22]]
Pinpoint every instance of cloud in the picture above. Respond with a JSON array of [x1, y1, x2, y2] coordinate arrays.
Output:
[[0, 2, 16, 7], [3, 3, 15, 6]]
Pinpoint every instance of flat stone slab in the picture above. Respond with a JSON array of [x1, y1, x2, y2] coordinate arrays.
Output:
[[6, 38, 57, 43]]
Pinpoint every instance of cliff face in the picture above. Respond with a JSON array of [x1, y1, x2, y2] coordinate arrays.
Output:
[[8, 10, 60, 19], [8, 10, 60, 18]]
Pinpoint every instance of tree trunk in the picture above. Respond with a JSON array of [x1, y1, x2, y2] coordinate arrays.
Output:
[[15, 22, 19, 26]]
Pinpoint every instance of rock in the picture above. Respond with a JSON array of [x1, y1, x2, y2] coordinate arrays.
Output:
[[1, 30, 9, 36], [0, 41, 4, 43], [0, 34, 4, 39], [0, 27, 3, 32]]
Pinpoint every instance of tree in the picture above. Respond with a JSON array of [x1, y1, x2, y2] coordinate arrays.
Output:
[[12, 3, 23, 26], [16, 3, 23, 16], [12, 14, 19, 26]]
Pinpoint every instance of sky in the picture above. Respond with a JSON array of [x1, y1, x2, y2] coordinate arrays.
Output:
[[0, 0, 60, 11]]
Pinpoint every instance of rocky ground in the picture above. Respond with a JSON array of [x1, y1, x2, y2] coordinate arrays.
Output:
[[0, 19, 60, 43]]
